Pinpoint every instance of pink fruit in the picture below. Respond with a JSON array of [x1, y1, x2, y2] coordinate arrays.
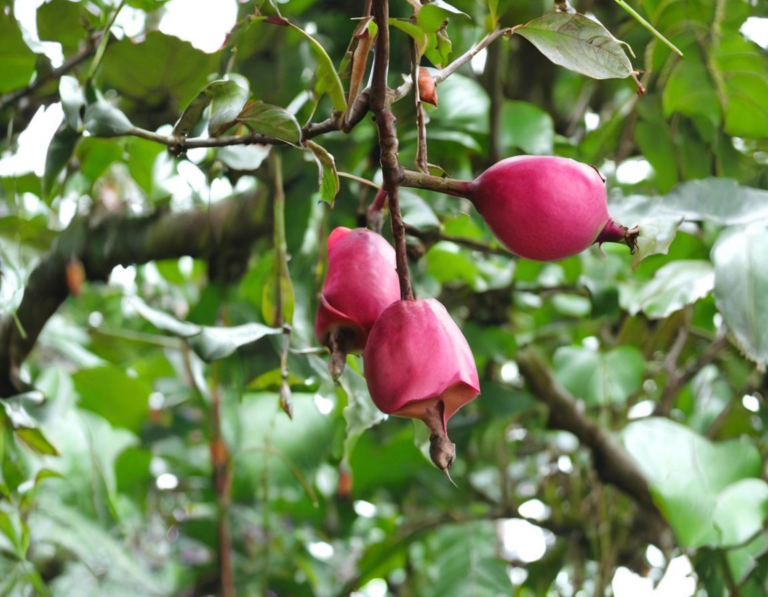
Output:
[[363, 298, 480, 475], [401, 156, 638, 261], [315, 227, 400, 378], [469, 156, 614, 261]]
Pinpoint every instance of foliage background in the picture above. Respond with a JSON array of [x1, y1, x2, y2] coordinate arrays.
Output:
[[1, 0, 768, 595]]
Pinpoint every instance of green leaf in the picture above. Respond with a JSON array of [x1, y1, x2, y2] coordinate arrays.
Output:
[[623, 418, 763, 548], [620, 260, 714, 319], [1, 400, 60, 456], [73, 366, 151, 433], [628, 216, 681, 269], [339, 366, 385, 464], [634, 118, 678, 193], [261, 19, 346, 112], [207, 74, 250, 137], [417, 1, 470, 33], [500, 100, 555, 155], [60, 75, 86, 131], [0, 508, 26, 560], [126, 136, 164, 195], [131, 298, 282, 362], [100, 31, 220, 109], [427, 241, 484, 290], [30, 496, 172, 595], [37, 0, 90, 55], [419, 522, 513, 597], [172, 88, 212, 137], [306, 140, 340, 205], [715, 34, 768, 139], [76, 137, 123, 182], [43, 124, 80, 199], [553, 345, 645, 405], [516, 12, 634, 79], [0, 13, 36, 93], [237, 101, 302, 144], [712, 225, 768, 367], [390, 19, 429, 58], [662, 60, 721, 128], [609, 178, 768, 227], [83, 101, 134, 137]]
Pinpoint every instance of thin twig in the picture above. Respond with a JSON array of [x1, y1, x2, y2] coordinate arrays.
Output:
[[432, 27, 517, 85], [209, 362, 234, 597], [411, 42, 428, 173], [655, 326, 729, 416], [404, 224, 511, 257]]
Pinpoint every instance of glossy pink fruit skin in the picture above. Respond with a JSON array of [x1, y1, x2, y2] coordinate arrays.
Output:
[[315, 227, 400, 350], [363, 299, 480, 430], [470, 156, 609, 261]]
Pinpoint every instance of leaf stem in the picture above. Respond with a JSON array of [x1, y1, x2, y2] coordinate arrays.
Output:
[[400, 169, 473, 198], [614, 0, 683, 57], [87, 0, 128, 81]]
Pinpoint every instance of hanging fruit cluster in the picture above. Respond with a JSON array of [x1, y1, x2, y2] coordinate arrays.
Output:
[[317, 155, 637, 480]]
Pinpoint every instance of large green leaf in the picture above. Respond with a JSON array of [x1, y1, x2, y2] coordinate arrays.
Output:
[[500, 100, 554, 155], [83, 101, 134, 137], [29, 496, 171, 595], [623, 418, 764, 548], [37, 0, 90, 55], [553, 345, 645, 405], [306, 141, 339, 205], [712, 225, 768, 366], [715, 34, 768, 139], [73, 366, 151, 433], [2, 399, 60, 457], [131, 298, 281, 362], [259, 18, 347, 112], [59, 75, 86, 131], [417, 522, 513, 597], [609, 178, 768, 226], [207, 74, 250, 137], [339, 362, 385, 464], [43, 124, 81, 199], [516, 12, 634, 80], [416, 1, 469, 33], [100, 31, 220, 109], [0, 14, 36, 94], [236, 101, 302, 144], [620, 260, 714, 319]]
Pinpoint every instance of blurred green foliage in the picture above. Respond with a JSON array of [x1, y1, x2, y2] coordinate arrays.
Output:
[[1, 0, 768, 595]]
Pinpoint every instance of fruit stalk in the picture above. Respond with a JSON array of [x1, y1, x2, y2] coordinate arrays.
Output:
[[400, 169, 474, 199]]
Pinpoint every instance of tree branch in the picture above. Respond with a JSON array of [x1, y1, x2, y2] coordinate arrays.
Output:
[[432, 27, 517, 85], [371, 0, 413, 301], [0, 192, 269, 397], [0, 42, 99, 113], [516, 348, 660, 514]]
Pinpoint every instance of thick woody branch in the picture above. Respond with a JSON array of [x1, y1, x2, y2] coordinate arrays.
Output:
[[516, 348, 660, 514], [0, 193, 268, 397]]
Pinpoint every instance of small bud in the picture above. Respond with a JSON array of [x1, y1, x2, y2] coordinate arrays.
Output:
[[66, 257, 86, 297], [279, 380, 293, 419], [338, 462, 353, 499], [418, 67, 438, 107]]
